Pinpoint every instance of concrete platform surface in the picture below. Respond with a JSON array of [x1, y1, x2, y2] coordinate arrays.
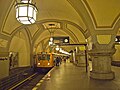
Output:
[[33, 62, 120, 90]]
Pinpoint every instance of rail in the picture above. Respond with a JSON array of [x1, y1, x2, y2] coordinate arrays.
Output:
[[0, 67, 34, 90]]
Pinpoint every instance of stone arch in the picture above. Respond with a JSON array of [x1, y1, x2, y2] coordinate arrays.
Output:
[[33, 19, 86, 43], [8, 28, 31, 67]]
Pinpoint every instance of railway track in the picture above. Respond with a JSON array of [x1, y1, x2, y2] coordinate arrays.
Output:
[[9, 73, 45, 90]]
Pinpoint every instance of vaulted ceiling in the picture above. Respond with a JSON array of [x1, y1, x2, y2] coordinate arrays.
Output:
[[0, 0, 120, 52]]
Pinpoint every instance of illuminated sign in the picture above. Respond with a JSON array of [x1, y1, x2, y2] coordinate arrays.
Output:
[[0, 57, 8, 60], [115, 36, 120, 43], [53, 36, 69, 45]]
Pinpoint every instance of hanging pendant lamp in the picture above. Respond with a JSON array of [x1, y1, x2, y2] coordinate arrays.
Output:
[[15, 0, 38, 24]]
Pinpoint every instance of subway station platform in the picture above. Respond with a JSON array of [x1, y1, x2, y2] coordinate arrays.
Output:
[[32, 62, 120, 90]]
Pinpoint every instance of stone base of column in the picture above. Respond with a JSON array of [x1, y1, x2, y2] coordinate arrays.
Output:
[[90, 71, 115, 80]]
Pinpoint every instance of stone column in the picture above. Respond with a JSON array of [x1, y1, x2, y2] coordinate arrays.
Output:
[[88, 49, 115, 80], [76, 52, 86, 67], [73, 49, 77, 64], [70, 51, 74, 62]]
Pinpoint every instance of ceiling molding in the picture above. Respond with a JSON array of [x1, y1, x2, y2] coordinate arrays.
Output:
[[67, 0, 95, 33], [82, 0, 120, 29], [36, 19, 86, 35], [1, 0, 16, 34]]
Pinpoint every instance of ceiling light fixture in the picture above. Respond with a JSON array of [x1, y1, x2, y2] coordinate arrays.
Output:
[[15, 0, 38, 24]]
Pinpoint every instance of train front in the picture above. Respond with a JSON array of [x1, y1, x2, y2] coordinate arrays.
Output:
[[35, 52, 54, 73]]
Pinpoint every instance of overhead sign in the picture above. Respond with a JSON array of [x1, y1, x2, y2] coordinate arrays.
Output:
[[115, 36, 120, 45], [115, 36, 120, 42], [53, 36, 69, 45]]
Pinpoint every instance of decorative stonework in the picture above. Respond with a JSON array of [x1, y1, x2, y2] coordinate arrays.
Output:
[[90, 71, 115, 80], [97, 35, 111, 44], [0, 39, 8, 48], [88, 48, 116, 80], [88, 48, 116, 56]]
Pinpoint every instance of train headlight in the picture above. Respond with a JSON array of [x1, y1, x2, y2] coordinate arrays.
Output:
[[38, 63, 40, 65], [48, 63, 50, 65]]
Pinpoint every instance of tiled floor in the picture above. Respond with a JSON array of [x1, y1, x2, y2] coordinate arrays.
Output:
[[34, 62, 120, 90]]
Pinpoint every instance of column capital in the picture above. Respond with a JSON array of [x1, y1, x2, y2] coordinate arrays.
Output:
[[88, 48, 116, 56]]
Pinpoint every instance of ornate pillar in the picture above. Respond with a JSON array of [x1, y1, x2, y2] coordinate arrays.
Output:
[[76, 51, 86, 67], [73, 49, 77, 64], [75, 46, 86, 66], [70, 50, 74, 62], [89, 48, 116, 80]]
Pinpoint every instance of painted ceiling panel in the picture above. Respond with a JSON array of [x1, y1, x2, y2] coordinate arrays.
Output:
[[36, 0, 86, 30], [2, 6, 21, 34], [67, 24, 86, 43], [0, 0, 13, 30], [86, 0, 120, 27]]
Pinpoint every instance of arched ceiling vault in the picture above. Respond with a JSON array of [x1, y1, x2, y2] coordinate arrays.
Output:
[[68, 0, 120, 29], [9, 19, 85, 47], [33, 27, 79, 49], [35, 28, 78, 47], [31, 19, 86, 48], [0, 0, 120, 52], [83, 0, 120, 28], [0, 0, 120, 35]]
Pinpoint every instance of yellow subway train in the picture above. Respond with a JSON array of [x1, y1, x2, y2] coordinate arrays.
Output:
[[34, 52, 68, 73], [34, 52, 54, 73]]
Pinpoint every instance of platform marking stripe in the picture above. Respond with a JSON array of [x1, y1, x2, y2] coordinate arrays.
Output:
[[32, 67, 55, 89], [9, 73, 38, 90], [42, 77, 45, 80], [32, 87, 38, 90], [43, 67, 54, 78], [39, 80, 43, 83], [36, 83, 41, 86]]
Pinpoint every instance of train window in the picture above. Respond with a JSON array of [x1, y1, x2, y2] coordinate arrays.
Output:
[[41, 54, 46, 60], [38, 55, 41, 60], [37, 54, 50, 60], [46, 55, 50, 60]]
